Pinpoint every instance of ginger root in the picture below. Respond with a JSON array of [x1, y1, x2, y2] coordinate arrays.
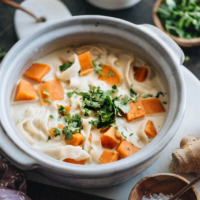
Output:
[[170, 135, 200, 173]]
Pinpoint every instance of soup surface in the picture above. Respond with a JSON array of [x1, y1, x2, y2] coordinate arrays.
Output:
[[10, 45, 168, 165]]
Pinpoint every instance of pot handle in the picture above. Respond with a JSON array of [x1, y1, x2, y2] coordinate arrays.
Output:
[[0, 125, 38, 170], [139, 24, 185, 65]]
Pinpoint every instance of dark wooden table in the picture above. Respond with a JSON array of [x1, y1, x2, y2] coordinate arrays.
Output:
[[0, 0, 200, 199]]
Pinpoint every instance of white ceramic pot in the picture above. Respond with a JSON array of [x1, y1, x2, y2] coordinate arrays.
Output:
[[87, 0, 141, 10], [0, 16, 186, 188]]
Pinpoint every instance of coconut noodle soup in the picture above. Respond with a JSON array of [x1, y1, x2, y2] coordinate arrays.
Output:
[[10, 45, 168, 165]]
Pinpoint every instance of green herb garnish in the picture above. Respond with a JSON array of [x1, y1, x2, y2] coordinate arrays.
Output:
[[16, 120, 21, 125], [49, 115, 54, 119], [67, 85, 139, 129], [59, 62, 74, 72], [58, 116, 62, 121], [58, 105, 67, 115], [157, 0, 200, 38], [46, 136, 51, 142], [163, 101, 168, 104], [43, 89, 50, 96], [92, 54, 104, 76], [121, 132, 127, 139], [83, 138, 86, 141], [44, 99, 52, 103], [108, 71, 115, 77], [53, 128, 62, 137], [156, 91, 164, 98], [129, 133, 133, 137], [143, 94, 153, 98], [62, 113, 82, 140]]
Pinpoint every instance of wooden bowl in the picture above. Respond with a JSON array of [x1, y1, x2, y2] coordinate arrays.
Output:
[[129, 173, 200, 200], [153, 0, 200, 47]]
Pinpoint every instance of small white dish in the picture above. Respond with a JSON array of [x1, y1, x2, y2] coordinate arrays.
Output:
[[14, 0, 72, 39], [87, 0, 141, 10]]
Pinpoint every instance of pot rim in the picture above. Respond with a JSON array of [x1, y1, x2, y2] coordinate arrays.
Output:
[[0, 15, 186, 177]]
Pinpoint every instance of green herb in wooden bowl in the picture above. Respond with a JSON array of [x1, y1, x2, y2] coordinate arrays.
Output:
[[153, 0, 200, 47]]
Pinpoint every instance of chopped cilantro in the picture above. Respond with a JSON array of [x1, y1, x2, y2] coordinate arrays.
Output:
[[46, 136, 51, 142], [67, 50, 70, 53], [138, 106, 141, 109], [68, 85, 140, 129], [108, 71, 115, 77], [125, 127, 128, 131], [16, 120, 21, 125], [129, 133, 133, 137], [84, 108, 89, 116], [112, 124, 119, 131], [53, 128, 62, 137], [163, 101, 167, 104], [58, 116, 62, 121], [49, 115, 54, 119], [59, 62, 74, 72], [43, 89, 49, 96], [62, 113, 82, 140], [156, 91, 164, 98], [58, 105, 67, 115], [44, 99, 52, 103], [143, 94, 153, 98], [83, 138, 86, 141], [92, 54, 104, 76], [121, 132, 127, 139], [67, 91, 74, 98]]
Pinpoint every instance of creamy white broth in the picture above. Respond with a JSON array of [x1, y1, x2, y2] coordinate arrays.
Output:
[[10, 45, 168, 165]]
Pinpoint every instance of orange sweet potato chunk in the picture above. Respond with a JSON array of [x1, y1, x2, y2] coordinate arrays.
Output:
[[63, 158, 86, 165], [116, 139, 138, 158], [57, 104, 71, 115], [144, 120, 157, 137], [78, 51, 93, 73], [134, 67, 148, 82], [126, 101, 146, 121], [48, 79, 64, 101], [99, 150, 120, 164], [98, 64, 122, 86], [23, 63, 51, 83], [37, 79, 64, 106], [141, 98, 165, 114], [100, 127, 122, 149], [37, 82, 51, 106], [80, 68, 94, 76], [65, 133, 83, 146], [14, 79, 37, 101]]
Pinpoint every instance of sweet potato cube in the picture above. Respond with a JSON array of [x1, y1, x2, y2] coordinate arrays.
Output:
[[57, 104, 71, 115], [126, 101, 145, 121], [134, 67, 148, 82], [100, 127, 122, 149], [14, 79, 37, 101], [116, 139, 138, 158], [78, 51, 93, 73], [98, 64, 122, 86], [99, 150, 120, 164], [63, 158, 86, 165], [23, 63, 51, 83], [144, 120, 157, 137], [48, 79, 64, 101], [65, 133, 83, 146], [141, 98, 165, 114], [80, 68, 94, 76], [37, 79, 64, 106], [37, 82, 50, 106]]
